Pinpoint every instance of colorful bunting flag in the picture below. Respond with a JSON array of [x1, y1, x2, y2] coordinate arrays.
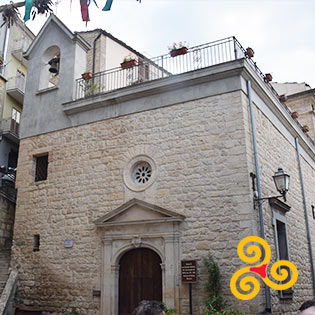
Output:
[[102, 0, 113, 11], [80, 0, 90, 22], [24, 0, 34, 22]]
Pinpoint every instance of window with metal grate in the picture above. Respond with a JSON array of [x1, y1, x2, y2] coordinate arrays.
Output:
[[35, 155, 48, 182], [33, 234, 40, 252]]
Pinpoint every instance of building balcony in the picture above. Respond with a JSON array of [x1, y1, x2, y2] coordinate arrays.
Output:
[[75, 37, 246, 100], [11, 40, 29, 67], [73, 36, 315, 147], [0, 117, 19, 144], [6, 76, 25, 104]]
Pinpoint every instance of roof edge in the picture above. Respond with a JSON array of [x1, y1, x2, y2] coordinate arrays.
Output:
[[24, 14, 91, 59]]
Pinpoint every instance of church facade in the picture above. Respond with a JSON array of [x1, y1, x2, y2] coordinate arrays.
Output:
[[11, 15, 315, 315]]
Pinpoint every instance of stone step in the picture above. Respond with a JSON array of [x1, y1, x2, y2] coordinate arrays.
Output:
[[0, 249, 11, 295]]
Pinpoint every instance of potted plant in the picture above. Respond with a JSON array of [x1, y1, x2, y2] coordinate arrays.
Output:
[[0, 56, 4, 66], [302, 125, 309, 133], [121, 55, 137, 69], [82, 71, 92, 80], [291, 111, 299, 119], [168, 41, 188, 57], [245, 47, 254, 58], [80, 79, 105, 97], [265, 73, 272, 82]]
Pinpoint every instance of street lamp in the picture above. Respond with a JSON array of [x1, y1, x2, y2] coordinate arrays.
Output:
[[272, 168, 290, 202], [254, 168, 290, 202]]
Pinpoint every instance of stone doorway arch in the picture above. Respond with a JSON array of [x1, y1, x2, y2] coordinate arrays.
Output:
[[94, 199, 185, 315]]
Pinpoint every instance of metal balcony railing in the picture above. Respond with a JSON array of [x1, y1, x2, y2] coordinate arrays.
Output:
[[6, 76, 25, 93], [74, 36, 315, 147], [75, 37, 244, 100], [0, 117, 19, 137]]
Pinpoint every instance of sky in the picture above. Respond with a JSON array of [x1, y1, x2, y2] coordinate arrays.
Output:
[[3, 0, 315, 88]]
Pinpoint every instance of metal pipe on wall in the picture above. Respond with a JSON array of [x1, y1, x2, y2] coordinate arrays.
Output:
[[247, 80, 271, 309], [92, 31, 102, 75], [295, 137, 315, 295]]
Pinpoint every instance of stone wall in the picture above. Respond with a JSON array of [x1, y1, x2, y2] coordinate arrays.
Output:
[[0, 193, 15, 250], [14, 90, 263, 314], [12, 73, 315, 314], [246, 90, 315, 315], [78, 30, 101, 73]]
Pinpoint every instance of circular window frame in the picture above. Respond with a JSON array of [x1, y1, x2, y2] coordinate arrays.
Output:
[[123, 155, 157, 192]]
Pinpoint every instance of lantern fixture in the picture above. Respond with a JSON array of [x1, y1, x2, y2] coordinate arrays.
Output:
[[254, 168, 290, 203], [272, 168, 290, 202]]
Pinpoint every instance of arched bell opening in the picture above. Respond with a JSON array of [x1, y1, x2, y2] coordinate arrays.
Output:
[[39, 45, 60, 90]]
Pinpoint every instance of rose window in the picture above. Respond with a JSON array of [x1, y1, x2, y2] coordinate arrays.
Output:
[[133, 162, 152, 184]]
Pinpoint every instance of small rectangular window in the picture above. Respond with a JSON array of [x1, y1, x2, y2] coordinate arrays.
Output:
[[273, 212, 293, 299], [33, 234, 40, 252], [35, 155, 48, 182]]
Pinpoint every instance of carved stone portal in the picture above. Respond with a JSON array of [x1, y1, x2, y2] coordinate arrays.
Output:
[[95, 198, 185, 315]]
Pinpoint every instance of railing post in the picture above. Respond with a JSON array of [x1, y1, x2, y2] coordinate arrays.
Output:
[[233, 36, 238, 60], [161, 55, 164, 78]]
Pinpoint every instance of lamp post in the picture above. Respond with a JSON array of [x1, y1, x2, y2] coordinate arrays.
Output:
[[272, 168, 290, 202], [255, 168, 290, 202]]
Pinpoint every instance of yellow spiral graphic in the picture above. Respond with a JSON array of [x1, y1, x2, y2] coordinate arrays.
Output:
[[230, 267, 260, 300], [230, 236, 298, 300], [237, 236, 271, 265], [265, 260, 298, 291]]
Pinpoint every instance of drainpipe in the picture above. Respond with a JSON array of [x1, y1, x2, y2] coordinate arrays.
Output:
[[247, 80, 271, 310], [2, 24, 9, 76], [92, 31, 102, 74], [295, 137, 315, 295]]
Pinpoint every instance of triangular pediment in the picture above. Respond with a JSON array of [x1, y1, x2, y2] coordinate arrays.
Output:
[[94, 199, 185, 227]]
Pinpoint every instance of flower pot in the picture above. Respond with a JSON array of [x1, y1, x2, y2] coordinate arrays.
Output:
[[82, 72, 92, 80], [245, 47, 254, 58], [302, 125, 309, 133], [291, 111, 299, 119], [279, 94, 287, 102], [265, 73, 272, 82], [170, 47, 188, 57], [121, 59, 137, 69]]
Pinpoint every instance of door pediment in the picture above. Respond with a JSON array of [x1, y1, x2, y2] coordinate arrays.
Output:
[[94, 198, 185, 227]]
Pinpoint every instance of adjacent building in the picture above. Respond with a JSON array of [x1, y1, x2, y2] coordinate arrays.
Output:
[[7, 14, 315, 315], [272, 82, 315, 141], [0, 16, 34, 302]]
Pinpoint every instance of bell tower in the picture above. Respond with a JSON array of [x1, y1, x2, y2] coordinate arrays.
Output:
[[21, 14, 90, 139]]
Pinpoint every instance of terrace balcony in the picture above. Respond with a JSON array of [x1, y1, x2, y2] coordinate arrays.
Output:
[[11, 40, 29, 67], [0, 117, 19, 144], [69, 36, 314, 147], [75, 37, 274, 100], [6, 76, 25, 104]]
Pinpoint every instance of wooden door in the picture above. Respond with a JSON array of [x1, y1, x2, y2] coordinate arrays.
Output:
[[119, 248, 162, 315]]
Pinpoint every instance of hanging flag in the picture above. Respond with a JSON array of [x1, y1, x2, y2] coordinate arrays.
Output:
[[80, 0, 90, 22], [24, 0, 34, 22], [102, 0, 113, 11]]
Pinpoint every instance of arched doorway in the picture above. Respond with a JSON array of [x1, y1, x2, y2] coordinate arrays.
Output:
[[119, 248, 162, 315]]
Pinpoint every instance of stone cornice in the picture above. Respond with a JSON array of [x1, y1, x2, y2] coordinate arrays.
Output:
[[241, 61, 315, 164]]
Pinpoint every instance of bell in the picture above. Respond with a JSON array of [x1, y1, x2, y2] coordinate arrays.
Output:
[[48, 57, 60, 74]]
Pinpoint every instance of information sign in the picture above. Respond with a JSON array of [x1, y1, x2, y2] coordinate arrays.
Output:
[[181, 260, 197, 283]]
